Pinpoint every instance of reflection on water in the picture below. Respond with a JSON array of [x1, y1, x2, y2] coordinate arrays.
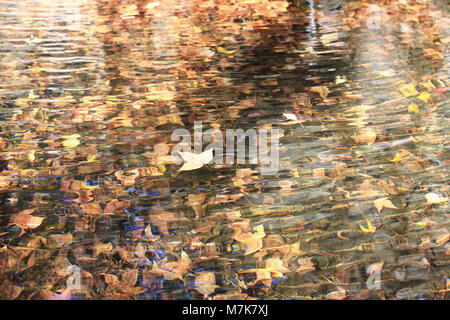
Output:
[[0, 0, 448, 300]]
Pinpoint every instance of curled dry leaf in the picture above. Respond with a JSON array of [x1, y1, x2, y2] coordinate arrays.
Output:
[[104, 199, 131, 215], [120, 269, 139, 287]]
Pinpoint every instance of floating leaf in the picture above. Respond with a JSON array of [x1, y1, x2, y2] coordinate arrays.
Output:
[[408, 103, 419, 113], [417, 91, 430, 103], [62, 134, 81, 148], [310, 86, 329, 99], [400, 85, 418, 97], [282, 113, 304, 127], [425, 192, 448, 205], [359, 220, 376, 233], [178, 148, 213, 171], [390, 151, 411, 163], [215, 46, 236, 55], [335, 75, 347, 84], [93, 241, 113, 257], [374, 198, 398, 214], [195, 272, 218, 297], [9, 209, 44, 234]]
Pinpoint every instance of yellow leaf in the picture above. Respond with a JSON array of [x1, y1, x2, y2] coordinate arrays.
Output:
[[414, 218, 436, 227], [390, 153, 408, 163], [93, 241, 113, 257], [359, 220, 376, 233], [417, 92, 430, 103], [335, 75, 347, 84], [253, 224, 265, 238], [87, 154, 98, 162], [215, 46, 236, 55], [400, 85, 418, 97], [62, 134, 80, 148], [265, 257, 292, 275], [28, 90, 39, 99], [9, 209, 45, 231], [408, 103, 419, 113], [177, 161, 204, 172], [27, 216, 45, 229], [378, 69, 396, 77]]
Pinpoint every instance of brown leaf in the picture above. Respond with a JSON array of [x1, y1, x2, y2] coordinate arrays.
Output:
[[234, 227, 265, 256], [373, 198, 398, 214], [92, 241, 113, 257], [9, 209, 44, 232], [120, 269, 139, 287], [195, 272, 218, 297], [310, 86, 329, 99], [1, 279, 23, 299]]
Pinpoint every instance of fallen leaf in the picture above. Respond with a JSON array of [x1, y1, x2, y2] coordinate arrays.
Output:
[[9, 209, 44, 234], [335, 75, 347, 84], [413, 218, 436, 228], [374, 198, 398, 214], [195, 272, 218, 297], [417, 92, 431, 103], [400, 85, 419, 97], [62, 134, 81, 148], [310, 86, 329, 99], [1, 280, 23, 299], [93, 241, 113, 257], [390, 151, 411, 163], [425, 192, 448, 205], [178, 147, 213, 171], [360, 220, 376, 233], [408, 103, 419, 113]]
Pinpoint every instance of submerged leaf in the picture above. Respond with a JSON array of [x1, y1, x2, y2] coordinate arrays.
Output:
[[359, 220, 376, 233], [195, 272, 218, 297]]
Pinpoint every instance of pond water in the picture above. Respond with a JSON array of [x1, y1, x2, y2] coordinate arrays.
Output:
[[0, 0, 448, 300]]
